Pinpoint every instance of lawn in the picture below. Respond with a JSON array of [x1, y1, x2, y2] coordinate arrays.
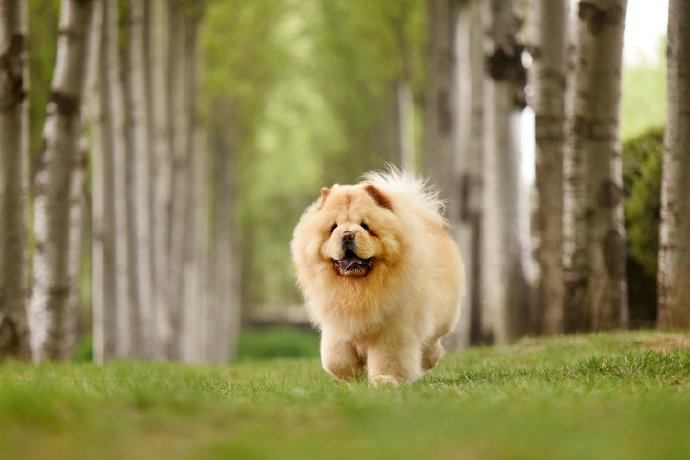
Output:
[[0, 331, 688, 459]]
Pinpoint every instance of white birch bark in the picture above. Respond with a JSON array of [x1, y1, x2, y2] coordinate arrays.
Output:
[[564, 0, 628, 331], [0, 0, 30, 359], [453, 0, 483, 347], [480, 0, 529, 344], [422, 0, 460, 212], [182, 11, 208, 363], [387, 78, 415, 169], [90, 0, 118, 363], [529, 0, 569, 334], [101, 0, 135, 358], [658, 0, 690, 329], [184, 131, 209, 363], [128, 0, 154, 357], [150, 0, 173, 358], [63, 133, 88, 359], [30, 0, 95, 362], [168, 3, 190, 359], [210, 103, 241, 362]]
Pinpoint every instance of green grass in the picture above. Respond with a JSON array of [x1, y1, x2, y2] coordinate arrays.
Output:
[[0, 331, 688, 459]]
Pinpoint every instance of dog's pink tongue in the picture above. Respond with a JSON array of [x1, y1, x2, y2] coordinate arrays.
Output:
[[339, 256, 362, 271]]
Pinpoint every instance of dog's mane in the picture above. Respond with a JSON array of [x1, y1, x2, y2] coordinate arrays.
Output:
[[359, 166, 448, 227]]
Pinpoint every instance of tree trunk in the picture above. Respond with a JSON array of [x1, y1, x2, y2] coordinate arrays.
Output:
[[168, 2, 190, 359], [658, 0, 690, 329], [480, 0, 529, 344], [127, 0, 154, 357], [150, 0, 173, 358], [90, 0, 118, 363], [453, 0, 484, 347], [211, 102, 241, 363], [386, 78, 415, 169], [422, 0, 460, 211], [30, 0, 95, 362], [529, 0, 569, 334], [564, 0, 628, 332], [101, 0, 135, 358], [64, 133, 88, 359], [0, 0, 31, 359], [185, 131, 210, 363]]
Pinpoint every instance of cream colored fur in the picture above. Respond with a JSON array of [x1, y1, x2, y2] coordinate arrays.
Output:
[[291, 169, 464, 385]]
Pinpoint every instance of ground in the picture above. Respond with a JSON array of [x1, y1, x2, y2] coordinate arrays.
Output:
[[1, 331, 688, 459]]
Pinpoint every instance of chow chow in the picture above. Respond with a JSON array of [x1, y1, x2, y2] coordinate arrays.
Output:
[[291, 169, 464, 385]]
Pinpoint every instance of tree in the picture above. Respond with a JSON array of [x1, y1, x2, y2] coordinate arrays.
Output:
[[453, 0, 484, 346], [168, 1, 192, 360], [564, 0, 628, 332], [29, 0, 95, 361], [528, 0, 569, 334], [0, 0, 31, 359], [127, 0, 155, 357], [422, 0, 460, 212], [209, 102, 241, 363], [150, 0, 173, 358], [102, 0, 136, 358], [64, 133, 88, 359], [657, 0, 690, 328], [90, 0, 119, 363], [480, 0, 529, 344], [385, 3, 417, 168]]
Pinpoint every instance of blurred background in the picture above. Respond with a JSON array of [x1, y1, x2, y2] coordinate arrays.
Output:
[[6, 0, 670, 363]]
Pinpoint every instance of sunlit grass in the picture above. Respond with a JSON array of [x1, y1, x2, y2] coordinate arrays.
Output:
[[0, 331, 688, 459]]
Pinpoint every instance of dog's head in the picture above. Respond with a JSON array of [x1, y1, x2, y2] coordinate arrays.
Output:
[[292, 183, 404, 280]]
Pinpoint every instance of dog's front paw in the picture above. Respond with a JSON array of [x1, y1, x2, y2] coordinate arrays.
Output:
[[369, 374, 403, 387]]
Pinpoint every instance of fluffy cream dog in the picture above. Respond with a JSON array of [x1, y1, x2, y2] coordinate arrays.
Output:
[[291, 169, 464, 385]]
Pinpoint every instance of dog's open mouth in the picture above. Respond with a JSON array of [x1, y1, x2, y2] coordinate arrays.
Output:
[[334, 249, 372, 277]]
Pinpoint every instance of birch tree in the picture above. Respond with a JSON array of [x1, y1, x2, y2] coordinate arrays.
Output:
[[658, 0, 690, 329], [150, 0, 173, 358], [30, 0, 95, 361], [179, 5, 205, 363], [169, 2, 190, 359], [386, 5, 416, 169], [64, 133, 88, 359], [423, 0, 460, 212], [564, 0, 628, 332], [453, 0, 484, 346], [128, 0, 155, 357], [90, 0, 118, 363], [529, 0, 569, 334], [210, 103, 241, 363], [0, 0, 30, 359], [102, 0, 135, 358], [480, 0, 529, 344]]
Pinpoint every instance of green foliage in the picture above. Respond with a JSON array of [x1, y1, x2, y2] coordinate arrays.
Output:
[[236, 327, 319, 361], [311, 0, 426, 183], [623, 127, 663, 276], [621, 39, 666, 141], [28, 0, 59, 169], [202, 0, 425, 310], [0, 332, 688, 459], [622, 127, 664, 326], [74, 334, 94, 362]]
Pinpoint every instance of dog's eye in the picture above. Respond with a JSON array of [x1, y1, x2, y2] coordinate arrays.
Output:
[[330, 223, 337, 233], [361, 223, 369, 231]]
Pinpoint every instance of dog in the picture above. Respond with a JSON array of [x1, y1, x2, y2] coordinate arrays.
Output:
[[291, 169, 464, 385]]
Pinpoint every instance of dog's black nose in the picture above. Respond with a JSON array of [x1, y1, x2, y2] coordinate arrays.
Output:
[[342, 231, 355, 242]]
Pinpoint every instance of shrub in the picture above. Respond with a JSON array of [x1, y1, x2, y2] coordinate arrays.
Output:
[[622, 126, 663, 326]]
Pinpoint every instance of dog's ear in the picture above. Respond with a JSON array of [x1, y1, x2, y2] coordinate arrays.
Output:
[[363, 184, 393, 211], [319, 187, 331, 208]]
